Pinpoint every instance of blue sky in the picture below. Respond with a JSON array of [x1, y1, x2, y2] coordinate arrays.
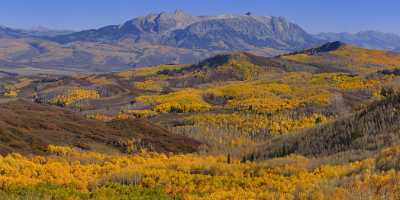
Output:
[[1, 0, 399, 34]]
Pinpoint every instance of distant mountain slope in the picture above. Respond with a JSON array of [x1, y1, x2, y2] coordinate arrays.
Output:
[[317, 31, 400, 52], [0, 26, 26, 38], [0, 100, 200, 155], [0, 38, 215, 72], [23, 26, 75, 37], [161, 15, 319, 51], [53, 10, 200, 43], [0, 25, 73, 38]]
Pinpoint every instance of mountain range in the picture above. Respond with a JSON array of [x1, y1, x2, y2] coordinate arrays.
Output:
[[317, 30, 400, 52], [51, 10, 319, 51], [0, 10, 400, 72], [0, 25, 73, 38]]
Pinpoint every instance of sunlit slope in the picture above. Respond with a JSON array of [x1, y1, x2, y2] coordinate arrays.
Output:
[[281, 41, 400, 74]]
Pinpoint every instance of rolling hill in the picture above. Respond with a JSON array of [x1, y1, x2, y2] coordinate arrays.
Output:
[[279, 41, 400, 74], [2, 42, 400, 157]]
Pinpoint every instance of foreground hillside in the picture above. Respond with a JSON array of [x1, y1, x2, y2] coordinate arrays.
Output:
[[256, 92, 400, 160], [0, 100, 200, 155]]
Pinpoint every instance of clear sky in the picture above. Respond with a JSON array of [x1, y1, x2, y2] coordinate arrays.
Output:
[[0, 0, 399, 34]]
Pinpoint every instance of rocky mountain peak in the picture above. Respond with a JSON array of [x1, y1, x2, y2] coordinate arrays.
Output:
[[122, 10, 198, 33]]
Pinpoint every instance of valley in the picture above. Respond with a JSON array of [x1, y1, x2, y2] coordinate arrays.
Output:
[[2, 42, 398, 155]]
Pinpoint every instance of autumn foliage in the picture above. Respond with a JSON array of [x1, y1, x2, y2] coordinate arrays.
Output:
[[3, 45, 400, 199], [50, 88, 100, 106], [0, 145, 398, 199]]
